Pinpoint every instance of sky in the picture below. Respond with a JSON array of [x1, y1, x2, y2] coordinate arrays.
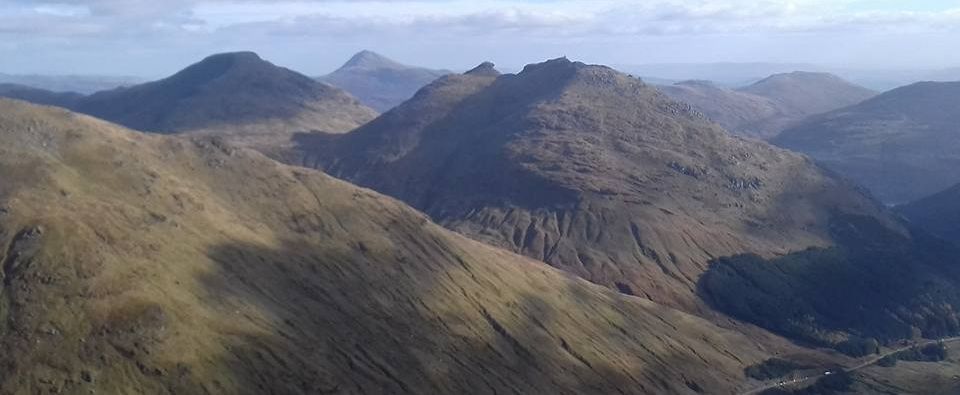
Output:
[[1, 0, 959, 77]]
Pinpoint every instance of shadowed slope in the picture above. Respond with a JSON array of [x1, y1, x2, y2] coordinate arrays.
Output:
[[0, 98, 775, 394], [775, 81, 960, 204], [898, 183, 960, 245], [296, 58, 896, 315]]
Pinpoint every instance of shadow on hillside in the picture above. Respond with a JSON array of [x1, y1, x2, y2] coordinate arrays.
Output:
[[191, 237, 725, 394], [697, 213, 960, 354]]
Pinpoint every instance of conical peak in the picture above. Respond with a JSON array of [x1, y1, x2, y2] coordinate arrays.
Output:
[[342, 50, 403, 69]]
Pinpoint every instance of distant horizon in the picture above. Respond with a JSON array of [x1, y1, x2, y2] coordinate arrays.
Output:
[[2, 49, 959, 81], [2, 0, 960, 77]]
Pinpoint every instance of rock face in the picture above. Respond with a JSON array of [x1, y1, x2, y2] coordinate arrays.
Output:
[[660, 72, 876, 139], [774, 81, 960, 204], [0, 98, 775, 394], [319, 50, 451, 112], [295, 58, 901, 315], [72, 52, 377, 139], [898, 183, 960, 245]]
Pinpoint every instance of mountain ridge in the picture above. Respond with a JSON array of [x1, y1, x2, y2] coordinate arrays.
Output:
[[659, 71, 876, 139]]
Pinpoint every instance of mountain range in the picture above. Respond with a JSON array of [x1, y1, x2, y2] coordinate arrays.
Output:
[[293, 58, 960, 352], [3, 51, 960, 393], [0, 73, 141, 94], [774, 81, 960, 204], [659, 72, 876, 139], [0, 97, 785, 394], [0, 83, 83, 109], [318, 50, 451, 112]]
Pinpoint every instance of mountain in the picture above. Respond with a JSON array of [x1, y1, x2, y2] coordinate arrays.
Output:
[[294, 58, 960, 351], [658, 80, 783, 139], [0, 83, 83, 108], [898, 183, 960, 245], [659, 72, 876, 139], [774, 81, 960, 204], [740, 71, 876, 116], [0, 73, 141, 94], [319, 50, 451, 112], [0, 98, 782, 394], [71, 52, 377, 151], [619, 62, 819, 87]]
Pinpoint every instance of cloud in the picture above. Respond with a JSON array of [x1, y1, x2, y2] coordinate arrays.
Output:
[[0, 0, 958, 75]]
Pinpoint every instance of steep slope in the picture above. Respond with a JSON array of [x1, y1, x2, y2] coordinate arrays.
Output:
[[319, 50, 450, 112], [898, 183, 960, 245], [297, 58, 946, 321], [659, 72, 875, 139], [774, 81, 960, 204], [72, 52, 377, 150], [0, 83, 83, 108], [0, 98, 780, 394]]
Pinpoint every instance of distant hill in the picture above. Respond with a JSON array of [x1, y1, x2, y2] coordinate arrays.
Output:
[[319, 50, 451, 112], [0, 83, 83, 108], [658, 80, 783, 139], [293, 58, 960, 352], [898, 183, 960, 245], [620, 62, 818, 87], [774, 81, 960, 204], [0, 73, 141, 94], [660, 72, 875, 139], [70, 52, 377, 152], [741, 71, 877, 116], [0, 97, 780, 394]]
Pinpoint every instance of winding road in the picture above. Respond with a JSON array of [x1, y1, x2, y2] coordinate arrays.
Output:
[[740, 337, 960, 395]]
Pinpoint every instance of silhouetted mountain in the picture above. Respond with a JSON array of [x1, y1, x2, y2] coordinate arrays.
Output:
[[774, 81, 960, 204], [319, 50, 451, 112], [291, 58, 960, 352], [0, 83, 83, 108], [71, 52, 377, 149], [660, 72, 876, 139], [0, 97, 779, 394], [898, 183, 960, 245]]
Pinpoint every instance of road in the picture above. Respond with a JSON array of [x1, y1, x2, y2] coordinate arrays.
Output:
[[739, 337, 960, 395]]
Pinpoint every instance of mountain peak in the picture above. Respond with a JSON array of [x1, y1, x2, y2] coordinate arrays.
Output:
[[201, 51, 263, 62], [464, 61, 500, 76], [520, 57, 582, 74], [341, 50, 404, 70]]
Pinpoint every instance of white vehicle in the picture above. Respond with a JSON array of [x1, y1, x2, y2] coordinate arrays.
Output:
[[824, 371, 833, 376]]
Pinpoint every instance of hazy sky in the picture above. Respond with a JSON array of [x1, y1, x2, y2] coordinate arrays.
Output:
[[1, 0, 959, 77]]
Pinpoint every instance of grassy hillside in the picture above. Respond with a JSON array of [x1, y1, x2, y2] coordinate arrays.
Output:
[[0, 98, 778, 394]]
